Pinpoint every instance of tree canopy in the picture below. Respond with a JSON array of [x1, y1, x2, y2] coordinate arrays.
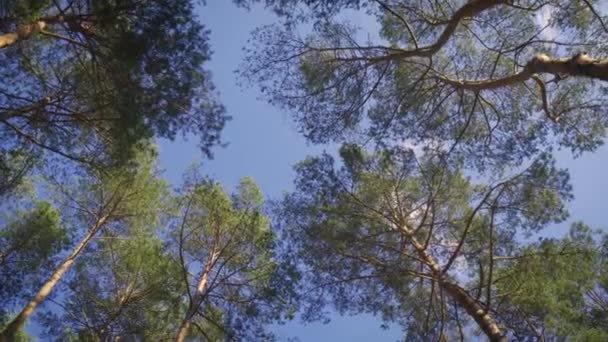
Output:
[[2, 0, 608, 341], [171, 174, 294, 341], [0, 0, 227, 194], [38, 231, 183, 340], [241, 0, 608, 340], [276, 144, 586, 340], [242, 0, 608, 169]]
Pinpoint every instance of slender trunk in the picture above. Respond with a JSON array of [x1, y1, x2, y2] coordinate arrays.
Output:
[[174, 317, 193, 342], [0, 216, 108, 340], [174, 250, 219, 342], [400, 226, 507, 342], [441, 282, 506, 342]]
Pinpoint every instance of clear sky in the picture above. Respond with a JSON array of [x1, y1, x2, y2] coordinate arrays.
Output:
[[154, 1, 608, 341]]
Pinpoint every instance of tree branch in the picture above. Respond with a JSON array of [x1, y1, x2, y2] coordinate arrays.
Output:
[[335, 0, 509, 64], [437, 53, 608, 92]]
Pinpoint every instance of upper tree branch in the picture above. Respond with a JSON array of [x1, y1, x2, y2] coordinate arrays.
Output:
[[438, 53, 608, 91], [374, 0, 419, 49], [365, 0, 509, 63]]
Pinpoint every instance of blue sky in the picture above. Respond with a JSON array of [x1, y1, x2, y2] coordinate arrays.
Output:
[[154, 1, 608, 341], [23, 3, 399, 339], [158, 2, 403, 340]]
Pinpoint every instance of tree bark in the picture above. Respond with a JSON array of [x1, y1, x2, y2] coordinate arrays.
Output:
[[441, 282, 507, 342], [0, 215, 108, 341], [399, 226, 507, 342], [174, 250, 219, 342]]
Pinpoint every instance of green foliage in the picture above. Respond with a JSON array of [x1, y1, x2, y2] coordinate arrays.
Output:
[[48, 148, 168, 231], [278, 144, 573, 339], [38, 231, 183, 340], [242, 0, 608, 170], [1, 0, 227, 187], [0, 314, 30, 342], [171, 173, 293, 340], [0, 148, 295, 340], [3, 1, 608, 340], [495, 223, 608, 339], [0, 201, 66, 265], [0, 149, 36, 196], [241, 3, 608, 335], [0, 148, 169, 337], [0, 0, 50, 21]]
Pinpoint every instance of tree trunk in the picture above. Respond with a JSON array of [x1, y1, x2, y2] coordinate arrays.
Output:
[[441, 281, 507, 342], [174, 250, 219, 342], [174, 318, 193, 342], [400, 226, 507, 342], [0, 216, 108, 341]]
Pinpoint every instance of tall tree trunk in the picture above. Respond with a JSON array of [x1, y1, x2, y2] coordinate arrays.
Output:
[[0, 216, 108, 341], [174, 250, 219, 342], [174, 319, 193, 342], [440, 282, 506, 342], [400, 226, 507, 342]]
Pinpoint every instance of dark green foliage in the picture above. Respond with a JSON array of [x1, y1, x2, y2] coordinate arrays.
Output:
[[0, 149, 36, 196], [0, 315, 29, 342], [0, 0, 227, 181]]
